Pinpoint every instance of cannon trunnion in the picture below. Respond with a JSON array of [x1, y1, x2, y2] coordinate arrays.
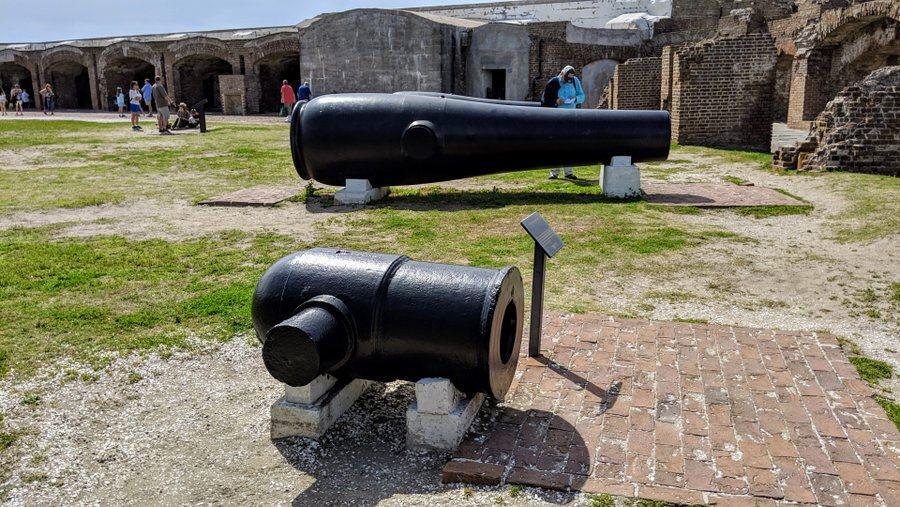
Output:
[[290, 93, 671, 187], [252, 248, 524, 400]]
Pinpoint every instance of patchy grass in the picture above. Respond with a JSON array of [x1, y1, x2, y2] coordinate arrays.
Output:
[[735, 205, 813, 219], [0, 121, 295, 212], [829, 172, 900, 243], [874, 395, 900, 430], [723, 175, 751, 186], [848, 356, 894, 385], [673, 144, 772, 171]]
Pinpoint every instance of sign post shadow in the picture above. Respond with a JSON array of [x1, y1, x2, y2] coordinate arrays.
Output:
[[520, 212, 563, 358]]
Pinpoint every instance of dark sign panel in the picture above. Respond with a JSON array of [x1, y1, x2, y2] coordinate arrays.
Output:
[[520, 212, 563, 258]]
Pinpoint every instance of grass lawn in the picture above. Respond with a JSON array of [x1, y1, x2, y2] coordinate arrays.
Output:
[[0, 119, 897, 380]]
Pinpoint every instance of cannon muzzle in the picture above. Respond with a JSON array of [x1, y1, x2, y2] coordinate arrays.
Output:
[[252, 248, 524, 400], [290, 93, 670, 187]]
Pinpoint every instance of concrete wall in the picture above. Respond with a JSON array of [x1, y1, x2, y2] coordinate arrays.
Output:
[[466, 23, 531, 100], [412, 0, 672, 29], [299, 10, 458, 95], [581, 58, 617, 108]]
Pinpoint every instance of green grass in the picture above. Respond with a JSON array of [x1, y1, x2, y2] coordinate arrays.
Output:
[[874, 395, 900, 430], [673, 144, 772, 170], [0, 121, 295, 211], [723, 175, 750, 186], [829, 172, 900, 242], [0, 227, 304, 376], [735, 205, 813, 218], [848, 356, 894, 385]]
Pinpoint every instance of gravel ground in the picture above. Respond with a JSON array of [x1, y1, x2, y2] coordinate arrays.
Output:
[[0, 337, 591, 506]]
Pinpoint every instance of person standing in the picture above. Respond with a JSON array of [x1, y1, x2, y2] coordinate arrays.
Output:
[[141, 78, 154, 117], [541, 65, 585, 180], [280, 79, 296, 121], [10, 84, 22, 116], [297, 81, 312, 104], [19, 88, 30, 113], [115, 87, 126, 117], [0, 88, 7, 116], [39, 84, 55, 115], [151, 76, 175, 135], [129, 81, 143, 131]]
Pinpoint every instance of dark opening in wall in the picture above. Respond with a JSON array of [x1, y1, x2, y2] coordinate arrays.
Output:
[[0, 63, 34, 107], [103, 57, 155, 110], [47, 61, 92, 109], [257, 52, 301, 113], [174, 55, 233, 111], [485, 69, 506, 100]]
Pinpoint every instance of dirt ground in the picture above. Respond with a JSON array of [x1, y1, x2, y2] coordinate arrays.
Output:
[[0, 116, 896, 504]]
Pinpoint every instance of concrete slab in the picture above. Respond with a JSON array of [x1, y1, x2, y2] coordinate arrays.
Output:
[[198, 186, 298, 207], [271, 378, 372, 439], [407, 378, 484, 451], [643, 182, 805, 207]]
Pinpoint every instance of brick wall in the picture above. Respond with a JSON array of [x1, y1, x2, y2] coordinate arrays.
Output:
[[775, 65, 899, 176], [669, 33, 777, 151], [660, 46, 675, 110], [610, 57, 661, 110], [525, 22, 637, 101]]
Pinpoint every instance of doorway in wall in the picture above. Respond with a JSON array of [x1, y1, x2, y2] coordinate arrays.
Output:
[[484, 69, 506, 100]]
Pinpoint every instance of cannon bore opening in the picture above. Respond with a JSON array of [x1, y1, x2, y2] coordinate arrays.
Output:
[[499, 300, 517, 365]]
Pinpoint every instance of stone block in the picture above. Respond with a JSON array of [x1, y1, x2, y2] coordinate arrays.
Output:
[[334, 179, 389, 205], [407, 378, 484, 451], [415, 377, 463, 414], [600, 156, 641, 198], [271, 377, 372, 439], [284, 374, 337, 404]]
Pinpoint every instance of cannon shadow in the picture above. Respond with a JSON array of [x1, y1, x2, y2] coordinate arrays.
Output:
[[273, 381, 590, 505], [304, 189, 642, 214]]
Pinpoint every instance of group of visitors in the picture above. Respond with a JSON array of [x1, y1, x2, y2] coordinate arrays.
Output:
[[119, 76, 180, 135], [0, 83, 31, 116], [279, 80, 312, 122]]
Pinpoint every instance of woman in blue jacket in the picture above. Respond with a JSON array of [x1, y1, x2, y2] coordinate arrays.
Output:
[[542, 65, 585, 179]]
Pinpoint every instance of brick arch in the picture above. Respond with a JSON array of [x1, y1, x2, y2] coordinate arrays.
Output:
[[98, 40, 158, 70], [243, 33, 300, 69], [167, 37, 233, 67], [796, 0, 899, 53], [0, 51, 37, 106], [41, 47, 94, 109], [41, 46, 86, 69]]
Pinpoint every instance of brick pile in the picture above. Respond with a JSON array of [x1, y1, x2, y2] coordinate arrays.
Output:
[[774, 66, 899, 176], [667, 34, 777, 152], [443, 313, 900, 505]]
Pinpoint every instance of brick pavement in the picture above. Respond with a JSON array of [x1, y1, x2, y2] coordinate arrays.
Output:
[[443, 313, 899, 505], [643, 183, 805, 207]]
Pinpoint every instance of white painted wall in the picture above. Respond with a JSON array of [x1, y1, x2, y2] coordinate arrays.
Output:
[[411, 0, 673, 29]]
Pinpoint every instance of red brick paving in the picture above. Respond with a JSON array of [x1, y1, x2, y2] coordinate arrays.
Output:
[[442, 313, 899, 505], [643, 182, 805, 207]]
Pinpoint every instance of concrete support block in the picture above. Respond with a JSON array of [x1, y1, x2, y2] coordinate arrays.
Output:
[[407, 378, 484, 451], [334, 179, 389, 205], [271, 376, 372, 439], [600, 156, 641, 198]]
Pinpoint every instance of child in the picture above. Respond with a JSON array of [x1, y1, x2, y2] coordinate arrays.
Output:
[[19, 89, 30, 112], [128, 81, 143, 131], [0, 88, 7, 116], [172, 103, 190, 129], [11, 84, 22, 116], [116, 87, 126, 117]]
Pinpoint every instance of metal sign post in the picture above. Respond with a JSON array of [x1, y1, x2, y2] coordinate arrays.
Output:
[[520, 212, 563, 358]]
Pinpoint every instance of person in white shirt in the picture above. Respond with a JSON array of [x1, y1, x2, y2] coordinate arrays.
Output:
[[128, 81, 143, 131]]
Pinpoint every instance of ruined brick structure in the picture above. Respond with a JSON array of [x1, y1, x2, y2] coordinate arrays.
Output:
[[607, 57, 660, 110], [0, 0, 896, 161], [774, 65, 899, 175]]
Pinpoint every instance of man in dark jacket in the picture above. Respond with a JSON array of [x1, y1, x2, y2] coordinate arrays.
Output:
[[541, 75, 561, 108]]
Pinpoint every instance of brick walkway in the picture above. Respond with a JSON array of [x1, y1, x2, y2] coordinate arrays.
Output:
[[443, 314, 899, 506], [643, 183, 805, 207]]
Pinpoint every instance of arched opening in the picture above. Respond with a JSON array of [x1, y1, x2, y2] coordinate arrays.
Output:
[[789, 15, 898, 126], [256, 52, 300, 114], [174, 55, 233, 111], [103, 57, 155, 110], [0, 63, 34, 108], [581, 59, 619, 109], [46, 61, 92, 109]]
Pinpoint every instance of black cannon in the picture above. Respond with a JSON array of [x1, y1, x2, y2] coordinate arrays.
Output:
[[252, 248, 524, 400], [290, 93, 670, 187]]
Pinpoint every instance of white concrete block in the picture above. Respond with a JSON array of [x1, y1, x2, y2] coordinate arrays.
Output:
[[334, 179, 389, 205], [407, 389, 484, 451], [415, 377, 463, 415], [600, 157, 641, 198], [271, 378, 372, 439], [284, 374, 337, 404]]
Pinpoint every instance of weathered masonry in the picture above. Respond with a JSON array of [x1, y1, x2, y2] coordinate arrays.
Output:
[[1, 0, 897, 159]]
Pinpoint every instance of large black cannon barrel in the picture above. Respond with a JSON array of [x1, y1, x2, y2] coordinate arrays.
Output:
[[252, 248, 524, 400], [290, 93, 670, 187], [394, 91, 540, 107]]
